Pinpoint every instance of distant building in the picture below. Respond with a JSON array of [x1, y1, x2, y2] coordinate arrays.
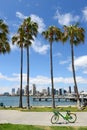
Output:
[[16, 88, 24, 95], [47, 87, 50, 96], [24, 85, 27, 95], [64, 89, 67, 95], [50, 88, 56, 95], [12, 88, 15, 95], [32, 84, 36, 96], [42, 89, 47, 95], [69, 86, 71, 93], [3, 92, 10, 96], [59, 88, 62, 95], [22, 89, 24, 95], [16, 88, 20, 95], [54, 89, 57, 95], [55, 89, 58, 95]]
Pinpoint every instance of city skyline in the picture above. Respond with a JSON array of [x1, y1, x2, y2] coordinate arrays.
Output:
[[0, 84, 83, 96], [0, 0, 87, 94]]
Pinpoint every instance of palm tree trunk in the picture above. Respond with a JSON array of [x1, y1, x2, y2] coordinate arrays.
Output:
[[50, 42, 55, 108], [26, 46, 30, 109], [71, 44, 80, 108], [19, 47, 23, 108]]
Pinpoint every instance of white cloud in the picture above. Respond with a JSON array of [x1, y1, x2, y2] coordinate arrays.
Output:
[[59, 60, 70, 65], [68, 55, 87, 72], [30, 75, 87, 85], [0, 73, 6, 79], [0, 73, 19, 82], [16, 12, 27, 19], [54, 52, 62, 57], [74, 55, 87, 68], [0, 73, 87, 93], [59, 57, 71, 65], [30, 14, 46, 33], [30, 76, 50, 85], [82, 7, 87, 22], [76, 76, 87, 84], [54, 10, 79, 26], [83, 70, 87, 74], [32, 39, 49, 54], [0, 72, 87, 85]]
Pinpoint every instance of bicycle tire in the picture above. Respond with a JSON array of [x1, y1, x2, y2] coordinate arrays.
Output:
[[51, 114, 59, 124], [67, 113, 77, 123]]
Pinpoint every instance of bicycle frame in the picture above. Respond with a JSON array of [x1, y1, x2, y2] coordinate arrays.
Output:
[[53, 111, 70, 120]]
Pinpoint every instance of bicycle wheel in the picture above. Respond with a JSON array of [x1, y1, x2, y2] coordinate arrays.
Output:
[[51, 114, 59, 124], [67, 113, 77, 123]]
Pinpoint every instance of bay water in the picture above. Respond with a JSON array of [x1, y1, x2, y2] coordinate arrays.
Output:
[[0, 96, 77, 107]]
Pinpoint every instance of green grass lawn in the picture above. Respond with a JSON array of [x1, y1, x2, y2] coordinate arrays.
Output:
[[0, 124, 87, 130], [0, 106, 87, 112]]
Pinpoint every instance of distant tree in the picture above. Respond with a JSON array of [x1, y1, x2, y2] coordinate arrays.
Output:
[[12, 25, 25, 108], [42, 26, 62, 108], [63, 23, 85, 108], [0, 19, 10, 54], [22, 17, 38, 109]]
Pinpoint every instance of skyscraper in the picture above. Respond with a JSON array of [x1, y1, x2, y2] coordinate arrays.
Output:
[[47, 87, 50, 96], [69, 86, 71, 93], [32, 84, 36, 96], [12, 88, 15, 95]]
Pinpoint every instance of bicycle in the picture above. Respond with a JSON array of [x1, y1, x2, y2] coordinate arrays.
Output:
[[51, 110, 77, 124]]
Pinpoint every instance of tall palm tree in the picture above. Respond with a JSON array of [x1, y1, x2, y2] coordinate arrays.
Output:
[[22, 17, 38, 109], [63, 23, 85, 108], [0, 19, 10, 54], [42, 26, 62, 108], [12, 25, 25, 108]]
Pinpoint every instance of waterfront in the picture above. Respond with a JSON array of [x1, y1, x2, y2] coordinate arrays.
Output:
[[0, 96, 77, 107]]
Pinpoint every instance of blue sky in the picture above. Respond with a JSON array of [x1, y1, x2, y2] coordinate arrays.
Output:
[[0, 0, 87, 94]]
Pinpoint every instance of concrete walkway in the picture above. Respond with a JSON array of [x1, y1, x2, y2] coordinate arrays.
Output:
[[0, 110, 87, 126]]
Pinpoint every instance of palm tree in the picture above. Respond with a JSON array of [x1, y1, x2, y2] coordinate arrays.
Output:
[[22, 17, 38, 109], [0, 19, 10, 54], [12, 25, 25, 108], [42, 26, 62, 108], [63, 23, 85, 108]]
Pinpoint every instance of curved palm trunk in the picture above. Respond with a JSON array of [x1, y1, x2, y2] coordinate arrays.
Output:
[[26, 46, 30, 109], [50, 42, 55, 108], [71, 44, 80, 108], [19, 47, 23, 108]]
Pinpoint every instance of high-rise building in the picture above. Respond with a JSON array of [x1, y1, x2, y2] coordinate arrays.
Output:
[[22, 89, 24, 95], [69, 86, 71, 93], [24, 85, 27, 95], [47, 87, 50, 96], [12, 88, 15, 95], [16, 88, 20, 95], [32, 84, 36, 96], [59, 88, 62, 95], [42, 89, 47, 95]]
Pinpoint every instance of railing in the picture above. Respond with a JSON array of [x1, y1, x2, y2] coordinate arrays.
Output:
[[32, 95, 87, 102]]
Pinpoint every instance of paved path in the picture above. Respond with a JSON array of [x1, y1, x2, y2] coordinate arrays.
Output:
[[0, 110, 87, 126]]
